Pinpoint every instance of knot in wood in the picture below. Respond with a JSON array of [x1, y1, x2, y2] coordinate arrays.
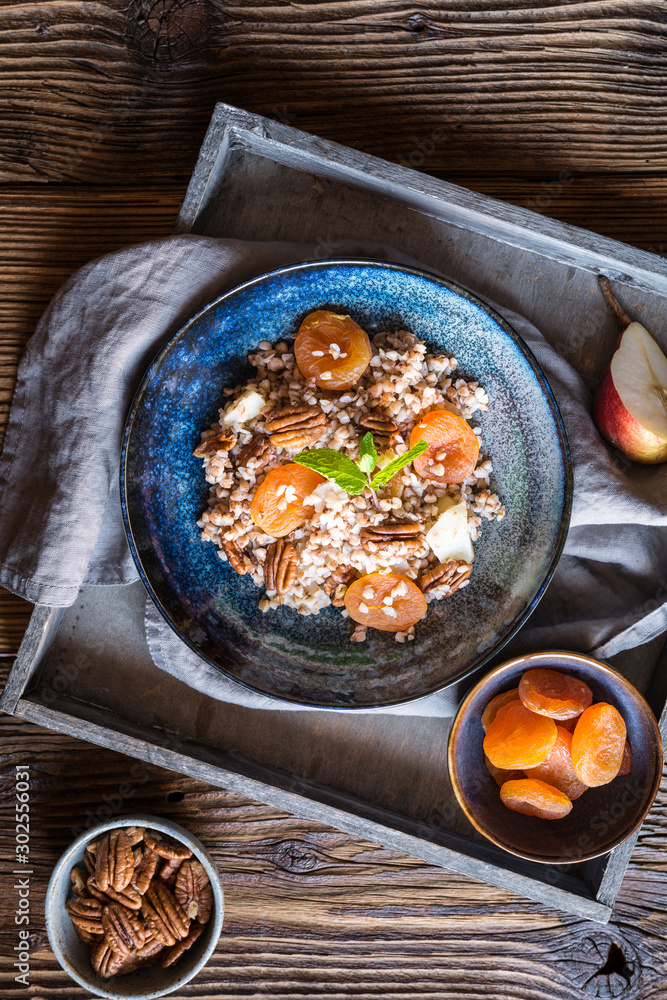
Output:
[[560, 931, 638, 998], [272, 840, 319, 873], [127, 0, 212, 64]]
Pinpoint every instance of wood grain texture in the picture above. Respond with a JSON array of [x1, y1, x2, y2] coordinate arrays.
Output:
[[1, 661, 667, 999], [2, 0, 667, 182]]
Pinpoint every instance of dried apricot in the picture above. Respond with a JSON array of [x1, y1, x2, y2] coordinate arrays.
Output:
[[294, 310, 372, 390], [484, 755, 523, 788], [344, 573, 427, 632], [250, 464, 325, 537], [409, 410, 480, 484], [481, 688, 519, 733], [500, 778, 573, 820], [571, 703, 627, 787], [483, 701, 557, 770], [524, 726, 588, 800], [618, 741, 632, 776], [519, 668, 593, 720]]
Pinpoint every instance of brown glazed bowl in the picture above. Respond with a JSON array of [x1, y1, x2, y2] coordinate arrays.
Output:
[[448, 651, 663, 864]]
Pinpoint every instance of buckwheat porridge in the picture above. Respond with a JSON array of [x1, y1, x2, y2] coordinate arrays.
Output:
[[195, 310, 504, 642]]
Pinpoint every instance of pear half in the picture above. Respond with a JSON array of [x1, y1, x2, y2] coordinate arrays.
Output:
[[593, 321, 667, 464]]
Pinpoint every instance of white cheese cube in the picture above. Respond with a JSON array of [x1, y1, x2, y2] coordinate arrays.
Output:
[[223, 389, 266, 425], [425, 499, 474, 564]]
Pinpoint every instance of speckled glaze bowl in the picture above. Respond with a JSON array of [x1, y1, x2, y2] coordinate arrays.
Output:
[[45, 815, 224, 999], [121, 259, 572, 709], [448, 651, 663, 863]]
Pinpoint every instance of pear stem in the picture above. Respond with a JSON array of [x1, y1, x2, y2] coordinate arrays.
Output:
[[598, 275, 632, 329]]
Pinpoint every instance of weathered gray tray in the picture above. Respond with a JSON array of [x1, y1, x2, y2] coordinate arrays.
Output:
[[4, 103, 667, 923]]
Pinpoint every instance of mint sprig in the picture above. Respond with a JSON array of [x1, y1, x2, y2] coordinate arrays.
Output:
[[294, 432, 427, 504]]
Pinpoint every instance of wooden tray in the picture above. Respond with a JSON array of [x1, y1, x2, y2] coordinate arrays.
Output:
[[3, 103, 667, 923]]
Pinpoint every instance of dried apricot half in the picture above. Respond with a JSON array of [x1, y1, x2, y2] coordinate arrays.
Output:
[[519, 668, 593, 720], [294, 310, 372, 390], [500, 778, 573, 820], [409, 410, 480, 484], [250, 464, 325, 537], [524, 726, 588, 800], [571, 703, 627, 787], [481, 688, 519, 734], [484, 754, 523, 788], [483, 700, 557, 770], [344, 573, 427, 632]]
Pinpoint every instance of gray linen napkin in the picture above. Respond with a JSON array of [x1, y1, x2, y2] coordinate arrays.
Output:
[[2, 236, 667, 716]]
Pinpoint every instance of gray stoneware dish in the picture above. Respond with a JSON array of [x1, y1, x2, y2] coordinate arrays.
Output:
[[45, 815, 224, 999], [448, 651, 663, 864], [121, 259, 573, 709]]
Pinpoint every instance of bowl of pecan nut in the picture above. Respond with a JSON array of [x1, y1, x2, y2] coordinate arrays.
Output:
[[45, 815, 224, 999]]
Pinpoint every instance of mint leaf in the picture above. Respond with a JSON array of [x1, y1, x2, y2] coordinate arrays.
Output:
[[357, 432, 377, 476], [370, 440, 428, 489], [294, 448, 367, 495]]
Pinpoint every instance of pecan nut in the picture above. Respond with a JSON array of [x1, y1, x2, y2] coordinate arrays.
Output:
[[237, 433, 273, 468], [70, 866, 89, 897], [264, 538, 298, 595], [158, 857, 183, 883], [87, 875, 142, 910], [91, 938, 125, 978], [95, 829, 134, 893], [221, 538, 247, 575], [83, 848, 96, 876], [102, 902, 146, 957], [144, 830, 193, 862], [143, 880, 190, 944], [193, 429, 237, 458], [73, 923, 100, 947], [131, 848, 158, 895], [66, 896, 104, 935], [360, 520, 424, 554], [265, 403, 326, 449], [174, 859, 213, 924], [161, 921, 206, 968], [358, 411, 399, 448], [417, 559, 472, 595], [323, 565, 358, 606]]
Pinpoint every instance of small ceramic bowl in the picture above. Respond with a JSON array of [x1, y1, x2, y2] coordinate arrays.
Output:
[[45, 815, 224, 999], [448, 651, 663, 864]]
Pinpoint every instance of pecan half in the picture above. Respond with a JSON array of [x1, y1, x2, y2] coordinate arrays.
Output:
[[131, 848, 158, 895], [237, 433, 273, 468], [265, 403, 326, 449], [174, 859, 213, 924], [83, 848, 95, 876], [358, 411, 399, 448], [158, 857, 183, 883], [91, 939, 125, 978], [143, 880, 190, 944], [95, 829, 134, 893], [323, 565, 358, 606], [144, 830, 193, 862], [193, 429, 237, 458], [66, 896, 104, 936], [417, 559, 472, 595], [70, 866, 89, 897], [73, 923, 100, 947], [221, 538, 247, 575], [87, 875, 142, 911], [264, 538, 298, 595], [124, 826, 146, 847], [360, 520, 423, 553], [161, 921, 206, 968], [102, 902, 146, 957]]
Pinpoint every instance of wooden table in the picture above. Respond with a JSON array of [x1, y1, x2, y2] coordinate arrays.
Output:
[[2, 2, 667, 996]]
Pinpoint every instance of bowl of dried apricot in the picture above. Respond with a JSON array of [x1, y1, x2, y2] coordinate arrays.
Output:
[[45, 815, 223, 999], [448, 651, 662, 863]]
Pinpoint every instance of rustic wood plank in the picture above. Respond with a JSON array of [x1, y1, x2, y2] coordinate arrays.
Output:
[[2, 1, 667, 182], [1, 662, 666, 998]]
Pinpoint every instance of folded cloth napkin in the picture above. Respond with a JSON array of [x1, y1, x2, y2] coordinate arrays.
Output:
[[2, 236, 667, 716]]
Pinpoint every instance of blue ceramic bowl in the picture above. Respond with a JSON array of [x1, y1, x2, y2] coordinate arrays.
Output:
[[121, 260, 572, 709]]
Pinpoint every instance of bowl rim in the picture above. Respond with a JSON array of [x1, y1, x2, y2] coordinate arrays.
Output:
[[44, 814, 224, 1000], [447, 650, 664, 864], [120, 257, 574, 710]]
